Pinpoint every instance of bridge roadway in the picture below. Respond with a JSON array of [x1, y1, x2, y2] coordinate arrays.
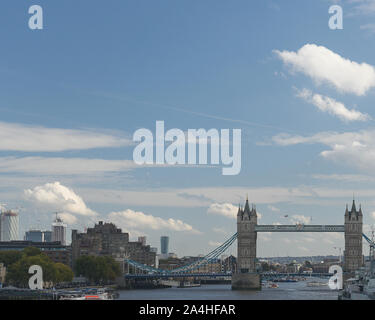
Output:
[[124, 272, 332, 279], [255, 225, 345, 232]]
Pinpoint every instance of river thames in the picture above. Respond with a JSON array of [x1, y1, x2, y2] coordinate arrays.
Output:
[[118, 279, 343, 300]]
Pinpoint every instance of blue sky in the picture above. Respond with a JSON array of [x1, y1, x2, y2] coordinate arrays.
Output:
[[1, 0, 375, 257]]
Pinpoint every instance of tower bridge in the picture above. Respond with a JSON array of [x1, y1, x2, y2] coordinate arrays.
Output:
[[123, 197, 367, 291], [233, 197, 363, 290]]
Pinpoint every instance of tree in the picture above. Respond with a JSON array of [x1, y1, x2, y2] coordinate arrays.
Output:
[[22, 247, 42, 257], [0, 251, 23, 267], [6, 254, 56, 288], [55, 263, 74, 283], [74, 255, 121, 283], [4, 248, 74, 288]]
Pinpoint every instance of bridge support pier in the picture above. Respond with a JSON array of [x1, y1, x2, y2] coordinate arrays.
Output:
[[231, 273, 261, 290]]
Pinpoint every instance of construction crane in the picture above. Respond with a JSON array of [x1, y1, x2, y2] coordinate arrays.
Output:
[[362, 230, 375, 277]]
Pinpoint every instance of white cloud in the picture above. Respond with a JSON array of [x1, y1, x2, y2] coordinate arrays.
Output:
[[268, 205, 280, 212], [275, 44, 375, 95], [271, 129, 375, 172], [312, 174, 375, 182], [290, 215, 311, 224], [0, 121, 132, 152], [58, 212, 78, 225], [108, 209, 200, 234], [24, 182, 97, 218], [207, 203, 261, 219], [207, 203, 238, 219], [296, 88, 370, 122], [371, 212, 375, 220], [0, 157, 138, 175], [351, 0, 375, 15]]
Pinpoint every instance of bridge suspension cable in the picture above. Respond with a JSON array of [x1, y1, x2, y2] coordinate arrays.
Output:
[[124, 232, 238, 274]]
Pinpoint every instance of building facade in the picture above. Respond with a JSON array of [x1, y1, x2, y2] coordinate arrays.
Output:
[[0, 210, 19, 241], [344, 200, 364, 273], [52, 215, 67, 245], [71, 221, 156, 270], [160, 236, 169, 255], [25, 230, 43, 242], [0, 241, 71, 266]]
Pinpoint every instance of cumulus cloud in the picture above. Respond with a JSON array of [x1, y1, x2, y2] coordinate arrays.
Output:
[[271, 129, 375, 172], [0, 121, 132, 152], [207, 203, 261, 219], [108, 209, 200, 234], [296, 88, 370, 122], [58, 212, 78, 225], [290, 215, 311, 224], [207, 203, 238, 219], [24, 182, 97, 219], [275, 44, 375, 95]]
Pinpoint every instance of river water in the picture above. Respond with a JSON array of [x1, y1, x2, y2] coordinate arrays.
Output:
[[118, 279, 341, 300]]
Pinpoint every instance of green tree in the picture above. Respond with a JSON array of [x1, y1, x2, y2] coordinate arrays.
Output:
[[4, 249, 74, 288], [6, 254, 56, 288], [55, 263, 74, 283], [74, 255, 121, 283], [0, 251, 22, 267], [22, 247, 42, 257]]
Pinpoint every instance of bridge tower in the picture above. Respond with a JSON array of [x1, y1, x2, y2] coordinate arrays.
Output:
[[343, 199, 363, 273], [237, 198, 257, 272], [232, 197, 261, 290]]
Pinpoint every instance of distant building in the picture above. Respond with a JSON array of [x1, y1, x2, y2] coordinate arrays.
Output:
[[138, 236, 146, 246], [0, 241, 71, 267], [0, 210, 19, 241], [222, 255, 237, 273], [43, 231, 52, 242], [160, 236, 169, 255], [71, 221, 156, 271], [25, 230, 43, 242], [25, 230, 53, 242], [52, 215, 67, 245]]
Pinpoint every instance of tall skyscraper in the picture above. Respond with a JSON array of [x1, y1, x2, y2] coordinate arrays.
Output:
[[160, 236, 169, 255], [0, 210, 19, 241], [52, 214, 67, 245]]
